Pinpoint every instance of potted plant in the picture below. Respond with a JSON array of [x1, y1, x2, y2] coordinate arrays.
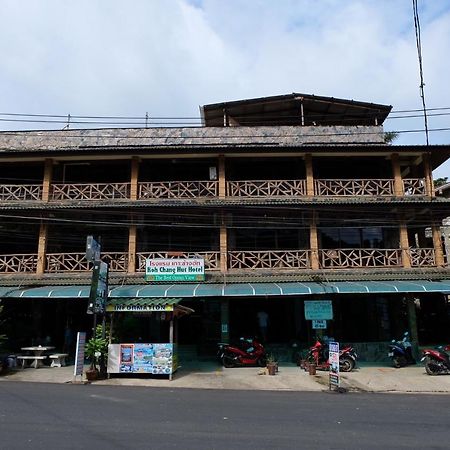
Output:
[[266, 353, 278, 376], [85, 333, 108, 381]]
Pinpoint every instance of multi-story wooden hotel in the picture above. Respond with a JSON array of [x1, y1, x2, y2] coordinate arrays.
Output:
[[1, 93, 449, 358]]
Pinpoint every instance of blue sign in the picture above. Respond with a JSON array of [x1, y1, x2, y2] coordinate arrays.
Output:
[[304, 301, 333, 320]]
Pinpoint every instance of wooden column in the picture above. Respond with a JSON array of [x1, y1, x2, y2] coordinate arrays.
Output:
[[128, 224, 137, 273], [305, 154, 314, 196], [130, 156, 139, 200], [218, 155, 226, 199], [309, 212, 319, 270], [399, 220, 411, 268], [391, 153, 404, 196], [220, 220, 228, 273], [422, 153, 434, 197], [36, 223, 48, 275], [432, 223, 445, 267], [42, 158, 53, 202]]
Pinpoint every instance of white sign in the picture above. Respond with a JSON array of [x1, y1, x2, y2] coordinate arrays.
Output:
[[312, 319, 327, 329], [329, 341, 340, 389], [304, 301, 333, 320], [145, 258, 205, 281]]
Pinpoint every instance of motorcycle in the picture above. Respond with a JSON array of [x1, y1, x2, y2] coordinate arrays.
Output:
[[388, 332, 416, 368], [306, 339, 357, 372], [421, 345, 450, 375], [217, 337, 266, 368]]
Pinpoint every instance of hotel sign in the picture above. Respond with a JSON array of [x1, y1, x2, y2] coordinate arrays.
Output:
[[145, 258, 205, 282]]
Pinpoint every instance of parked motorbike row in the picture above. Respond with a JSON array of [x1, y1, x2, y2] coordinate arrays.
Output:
[[388, 332, 450, 375], [217, 337, 358, 372]]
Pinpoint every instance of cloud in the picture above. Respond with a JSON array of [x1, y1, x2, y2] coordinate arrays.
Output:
[[0, 0, 449, 174]]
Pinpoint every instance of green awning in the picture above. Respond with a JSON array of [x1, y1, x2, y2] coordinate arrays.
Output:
[[3, 280, 450, 299]]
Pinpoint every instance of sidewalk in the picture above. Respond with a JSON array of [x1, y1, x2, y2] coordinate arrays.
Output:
[[2, 362, 450, 393]]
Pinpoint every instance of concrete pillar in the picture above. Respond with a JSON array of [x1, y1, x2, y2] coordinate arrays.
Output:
[[391, 153, 404, 196], [220, 299, 230, 343], [432, 223, 445, 266], [305, 154, 314, 196], [309, 213, 319, 270], [399, 220, 411, 268], [42, 159, 53, 202], [218, 155, 226, 199], [406, 295, 420, 359], [130, 157, 139, 200], [36, 223, 48, 275], [128, 224, 137, 273], [220, 220, 228, 273]]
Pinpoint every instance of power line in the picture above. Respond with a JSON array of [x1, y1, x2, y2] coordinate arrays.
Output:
[[413, 0, 429, 145]]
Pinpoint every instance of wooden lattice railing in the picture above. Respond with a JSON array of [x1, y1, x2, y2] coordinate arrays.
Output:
[[138, 181, 218, 199], [45, 252, 128, 272], [136, 251, 220, 271], [0, 254, 38, 273], [0, 185, 43, 201], [228, 250, 311, 270], [410, 248, 436, 267], [314, 179, 395, 196], [226, 180, 306, 197], [319, 248, 403, 268], [403, 178, 426, 196], [50, 183, 130, 201]]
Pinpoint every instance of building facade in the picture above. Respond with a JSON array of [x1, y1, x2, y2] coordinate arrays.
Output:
[[1, 93, 449, 359]]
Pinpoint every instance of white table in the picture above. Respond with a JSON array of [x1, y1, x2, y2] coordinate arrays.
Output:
[[20, 346, 55, 369]]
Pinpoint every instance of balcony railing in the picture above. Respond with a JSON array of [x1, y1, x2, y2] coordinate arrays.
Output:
[[138, 181, 218, 199], [50, 183, 130, 201], [0, 247, 439, 274], [226, 180, 306, 197], [0, 184, 43, 201], [410, 248, 435, 267], [0, 178, 430, 202], [228, 250, 311, 270], [314, 179, 395, 196], [319, 248, 402, 268], [136, 251, 220, 271], [45, 252, 128, 272], [403, 178, 426, 196], [0, 254, 38, 273]]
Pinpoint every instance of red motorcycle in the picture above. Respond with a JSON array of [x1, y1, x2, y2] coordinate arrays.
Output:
[[217, 337, 266, 368], [306, 339, 357, 372], [421, 345, 450, 375]]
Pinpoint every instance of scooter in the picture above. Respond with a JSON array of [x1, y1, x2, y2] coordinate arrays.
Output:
[[388, 332, 416, 368], [421, 345, 450, 375], [306, 339, 357, 372], [217, 337, 266, 368]]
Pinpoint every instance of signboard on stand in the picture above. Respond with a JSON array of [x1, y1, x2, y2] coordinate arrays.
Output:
[[329, 341, 340, 390], [73, 332, 86, 378], [312, 319, 327, 329], [87, 261, 109, 314]]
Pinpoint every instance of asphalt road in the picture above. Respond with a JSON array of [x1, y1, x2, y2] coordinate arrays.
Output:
[[0, 381, 449, 450]]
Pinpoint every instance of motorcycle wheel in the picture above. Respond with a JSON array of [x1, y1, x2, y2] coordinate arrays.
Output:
[[257, 357, 266, 367], [222, 355, 236, 368], [393, 356, 406, 368], [425, 358, 441, 376], [339, 357, 354, 372]]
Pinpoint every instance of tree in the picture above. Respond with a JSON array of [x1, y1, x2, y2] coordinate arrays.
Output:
[[384, 131, 399, 144], [434, 177, 448, 188]]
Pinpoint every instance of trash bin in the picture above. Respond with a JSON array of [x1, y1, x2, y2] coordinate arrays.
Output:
[[308, 362, 316, 375]]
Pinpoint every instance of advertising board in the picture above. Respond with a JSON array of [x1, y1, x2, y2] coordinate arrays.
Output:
[[328, 341, 340, 389], [145, 258, 205, 282], [304, 300, 333, 320]]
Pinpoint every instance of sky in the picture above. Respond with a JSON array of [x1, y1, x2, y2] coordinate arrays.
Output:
[[1, 0, 449, 177]]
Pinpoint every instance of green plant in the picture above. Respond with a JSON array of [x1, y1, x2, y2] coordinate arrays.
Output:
[[266, 353, 277, 365], [85, 335, 108, 371]]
